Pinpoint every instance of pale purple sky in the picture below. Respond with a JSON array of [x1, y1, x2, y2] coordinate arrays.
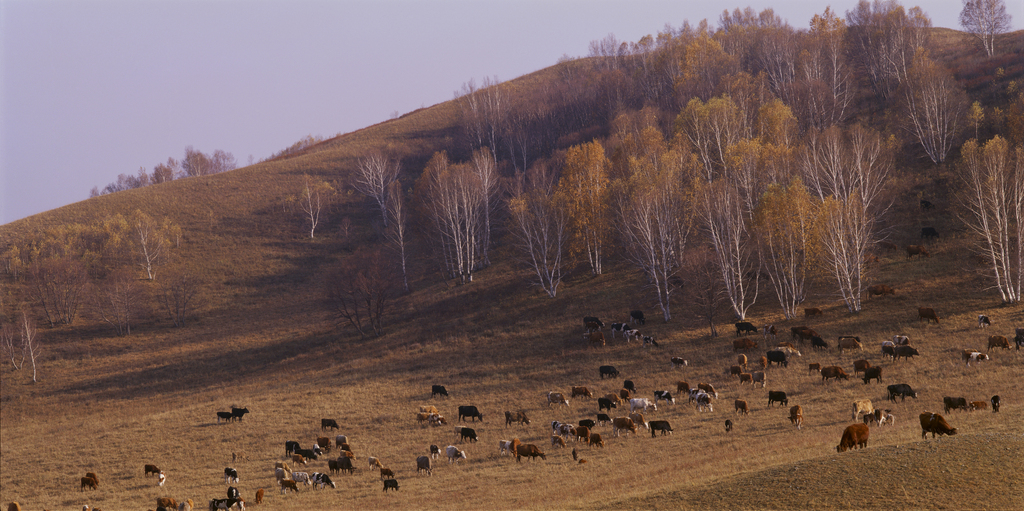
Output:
[[1, 0, 1015, 224]]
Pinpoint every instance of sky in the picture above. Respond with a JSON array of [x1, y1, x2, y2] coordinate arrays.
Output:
[[2, 0, 1019, 225]]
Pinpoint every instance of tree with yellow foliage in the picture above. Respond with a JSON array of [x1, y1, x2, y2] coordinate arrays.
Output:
[[754, 181, 815, 319]]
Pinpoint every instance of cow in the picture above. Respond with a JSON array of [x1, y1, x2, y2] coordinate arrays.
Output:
[[878, 410, 895, 426], [498, 439, 515, 456], [429, 445, 440, 459], [943, 397, 969, 413], [851, 399, 873, 420], [733, 338, 758, 351], [279, 479, 299, 494], [596, 413, 612, 425], [887, 384, 918, 402], [610, 323, 628, 337], [694, 392, 714, 412], [790, 326, 811, 339], [763, 324, 777, 340], [589, 433, 605, 448], [969, 401, 989, 411], [734, 400, 749, 414], [629, 398, 657, 413], [458, 405, 483, 422], [867, 284, 895, 296], [789, 405, 803, 430], [676, 381, 690, 394], [736, 321, 758, 336], [1017, 332, 1024, 350], [416, 456, 432, 475], [907, 245, 930, 258], [724, 419, 734, 432], [80, 476, 98, 491], [598, 397, 618, 411], [459, 427, 478, 443], [641, 335, 659, 347], [292, 472, 312, 486], [739, 372, 753, 384], [921, 227, 939, 239], [811, 336, 828, 351], [920, 412, 958, 438], [697, 382, 718, 398], [892, 335, 910, 345], [431, 385, 449, 398], [515, 444, 547, 462], [156, 497, 178, 509], [230, 407, 249, 422], [310, 472, 335, 490], [619, 388, 631, 401], [587, 331, 606, 347], [882, 344, 896, 360], [987, 335, 1010, 351], [852, 360, 871, 374], [821, 366, 849, 383], [628, 412, 649, 431], [765, 350, 789, 367], [315, 437, 331, 453], [767, 391, 788, 407], [976, 314, 992, 329], [547, 392, 570, 407], [253, 490, 262, 506], [335, 435, 348, 446], [894, 345, 920, 361], [599, 365, 619, 379], [992, 395, 1001, 412], [505, 410, 531, 427], [736, 354, 748, 369], [612, 417, 638, 436], [630, 310, 646, 325], [653, 390, 675, 405], [862, 366, 883, 384], [294, 448, 319, 460], [621, 327, 641, 343], [578, 419, 596, 430], [583, 316, 605, 329], [584, 320, 602, 333], [758, 355, 768, 369], [334, 457, 355, 475], [623, 380, 638, 394], [808, 363, 821, 374], [224, 467, 239, 484], [805, 307, 823, 317], [963, 349, 989, 366], [383, 479, 399, 492], [157, 471, 166, 486], [920, 199, 934, 209], [648, 420, 673, 437], [752, 371, 766, 388], [321, 418, 339, 431], [571, 386, 594, 399], [216, 411, 234, 423], [445, 445, 467, 463], [574, 425, 592, 443], [836, 423, 870, 452], [918, 307, 939, 323], [838, 337, 863, 354]]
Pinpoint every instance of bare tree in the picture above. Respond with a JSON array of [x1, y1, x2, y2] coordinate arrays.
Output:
[[683, 247, 726, 336], [29, 257, 89, 326], [93, 267, 139, 336], [846, 0, 931, 100], [470, 147, 501, 266], [21, 310, 41, 383], [384, 181, 410, 293], [960, 0, 1013, 57], [295, 175, 334, 238], [414, 152, 486, 284], [353, 152, 401, 227], [958, 137, 1024, 303], [698, 179, 759, 320], [508, 162, 568, 298], [795, 7, 853, 129], [160, 270, 201, 327], [131, 210, 168, 280], [2, 321, 22, 370], [899, 53, 969, 164], [181, 146, 211, 177], [325, 249, 397, 337]]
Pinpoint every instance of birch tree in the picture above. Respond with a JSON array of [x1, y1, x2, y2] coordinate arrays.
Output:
[[384, 181, 410, 293], [754, 181, 815, 318], [698, 179, 759, 320], [131, 210, 168, 280], [470, 147, 501, 267], [509, 163, 568, 297], [353, 152, 401, 227], [29, 257, 89, 326], [160, 270, 201, 327], [2, 321, 22, 370], [958, 137, 1024, 303], [414, 152, 486, 284], [899, 52, 968, 164], [93, 267, 138, 336], [959, 0, 1013, 57], [296, 175, 334, 238], [21, 310, 41, 383], [558, 141, 611, 275]]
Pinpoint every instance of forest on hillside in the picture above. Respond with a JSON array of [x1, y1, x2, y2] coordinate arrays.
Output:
[[2, 0, 1022, 348]]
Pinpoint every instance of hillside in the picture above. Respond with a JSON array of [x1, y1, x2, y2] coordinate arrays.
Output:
[[2, 23, 1024, 510]]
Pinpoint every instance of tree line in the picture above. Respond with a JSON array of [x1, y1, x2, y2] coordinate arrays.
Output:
[[89, 146, 238, 197]]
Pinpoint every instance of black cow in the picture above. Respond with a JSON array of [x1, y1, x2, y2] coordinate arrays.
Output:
[[599, 365, 619, 379], [862, 366, 883, 384], [596, 413, 611, 425], [578, 419, 596, 429], [725, 419, 733, 432], [767, 391, 788, 407], [230, 407, 249, 421], [943, 396, 968, 413], [583, 316, 605, 328], [623, 380, 638, 393], [458, 405, 483, 422], [321, 418, 340, 431], [811, 336, 828, 350], [216, 411, 233, 423], [630, 310, 646, 325], [431, 385, 449, 398], [649, 420, 673, 437], [224, 467, 239, 483], [294, 448, 319, 460], [992, 395, 1000, 412], [285, 441, 301, 456], [598, 398, 617, 411], [383, 478, 399, 492], [765, 350, 788, 367], [887, 384, 918, 402], [894, 346, 920, 360], [459, 427, 478, 442], [735, 321, 758, 336], [921, 227, 939, 239], [882, 344, 896, 359], [227, 486, 240, 499], [336, 456, 355, 474], [920, 199, 934, 209]]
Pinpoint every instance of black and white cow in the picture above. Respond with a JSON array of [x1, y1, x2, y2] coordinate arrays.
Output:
[[641, 335, 659, 347], [610, 323, 628, 337], [978, 315, 991, 328], [311, 472, 336, 489], [653, 390, 675, 405], [285, 441, 301, 456], [224, 467, 239, 483], [227, 486, 240, 499]]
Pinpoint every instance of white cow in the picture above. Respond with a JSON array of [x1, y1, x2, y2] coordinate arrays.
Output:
[[498, 439, 514, 456], [629, 398, 657, 413], [694, 392, 713, 412], [311, 472, 336, 489], [157, 471, 166, 487], [292, 471, 312, 485], [445, 445, 466, 464], [892, 335, 909, 345]]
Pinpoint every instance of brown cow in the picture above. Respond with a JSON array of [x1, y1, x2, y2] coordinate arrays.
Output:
[[739, 373, 753, 385], [612, 417, 638, 437], [515, 444, 547, 462], [969, 401, 988, 411], [317, 436, 332, 452], [589, 433, 604, 448], [838, 337, 863, 354], [737, 354, 747, 368], [919, 412, 958, 438], [805, 307, 823, 317], [836, 423, 870, 452], [80, 476, 98, 491], [575, 425, 591, 443], [570, 386, 594, 399], [918, 307, 940, 324], [758, 356, 768, 369], [794, 328, 818, 342], [862, 366, 882, 384], [733, 338, 758, 351], [505, 410, 531, 427], [280, 479, 299, 494], [852, 360, 871, 374], [987, 335, 1010, 351], [789, 405, 803, 429], [730, 365, 743, 376], [676, 381, 690, 393], [255, 488, 264, 505], [734, 400, 749, 414], [867, 284, 894, 296], [155, 498, 177, 509], [588, 331, 605, 346], [808, 363, 821, 374], [670, 356, 688, 368], [821, 366, 849, 382], [907, 245, 930, 258]]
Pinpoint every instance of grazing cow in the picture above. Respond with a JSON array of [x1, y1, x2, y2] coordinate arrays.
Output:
[[808, 363, 821, 374], [499, 439, 515, 456], [836, 423, 870, 452], [649, 420, 673, 437], [789, 405, 803, 430], [284, 441, 301, 456], [737, 354, 747, 369], [80, 476, 98, 491], [279, 479, 299, 494], [805, 307, 823, 317], [943, 396, 969, 413], [887, 384, 918, 402], [224, 467, 239, 483], [334, 457, 355, 475], [589, 433, 605, 448], [145, 464, 161, 477], [763, 324, 777, 340], [921, 227, 939, 239], [653, 390, 675, 405], [230, 407, 249, 421], [583, 316, 604, 329], [697, 382, 718, 398], [894, 345, 920, 361], [383, 478, 399, 492], [571, 386, 594, 399], [292, 472, 312, 486], [759, 355, 768, 369], [515, 444, 547, 462], [596, 413, 612, 425], [416, 456, 432, 475], [1017, 333, 1024, 350], [579, 419, 596, 430], [623, 379, 638, 394], [216, 411, 234, 423], [907, 245, 930, 258], [962, 349, 989, 366], [588, 331, 606, 346], [156, 498, 177, 509], [445, 445, 467, 463], [294, 448, 318, 460], [630, 310, 646, 325], [790, 326, 810, 339], [735, 321, 758, 336], [881, 344, 897, 360], [574, 425, 592, 443], [725, 420, 733, 432], [821, 366, 849, 383], [610, 323, 628, 337], [768, 391, 788, 407], [892, 335, 910, 345], [920, 412, 958, 438], [612, 417, 638, 436], [291, 454, 307, 465], [694, 392, 714, 412], [811, 336, 828, 351], [547, 392, 570, 407], [734, 400, 749, 414], [584, 320, 602, 334], [671, 356, 689, 368], [321, 418, 339, 431], [641, 335, 659, 347], [733, 338, 758, 351], [837, 337, 863, 354], [505, 410, 531, 427], [431, 385, 449, 398], [335, 435, 348, 446], [987, 335, 1010, 351], [677, 381, 690, 394], [776, 342, 801, 354], [253, 490, 262, 506], [327, 459, 341, 475], [429, 445, 440, 459], [598, 397, 617, 411], [458, 405, 483, 422], [619, 388, 631, 401], [852, 360, 870, 374], [851, 399, 873, 420], [550, 434, 566, 448], [867, 284, 895, 296], [367, 457, 383, 473], [752, 371, 766, 388], [599, 365, 619, 379], [765, 350, 789, 367], [628, 412, 649, 430], [739, 372, 753, 384], [977, 315, 992, 329], [918, 307, 939, 323], [459, 427, 478, 443], [862, 366, 883, 384], [863, 411, 880, 426], [969, 401, 988, 411]]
